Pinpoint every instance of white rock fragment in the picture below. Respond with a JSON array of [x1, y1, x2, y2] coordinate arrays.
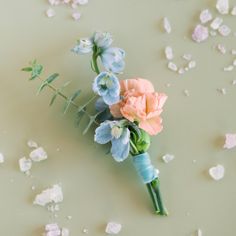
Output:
[[163, 17, 171, 33], [192, 24, 209, 43], [72, 12, 81, 21], [224, 133, 236, 149], [233, 59, 236, 66], [67, 215, 72, 220], [200, 9, 213, 23], [216, 0, 229, 14], [188, 60, 196, 69], [223, 65, 234, 71], [165, 83, 171, 87], [218, 24, 231, 36], [168, 62, 178, 71], [77, 0, 88, 5], [178, 68, 185, 74], [210, 17, 223, 30], [183, 89, 190, 96], [34, 184, 63, 206], [45, 223, 60, 232], [27, 140, 38, 148], [231, 49, 236, 55], [209, 164, 225, 180], [217, 88, 227, 95], [232, 80, 236, 85], [48, 0, 60, 6], [165, 46, 174, 60], [46, 8, 56, 18], [197, 229, 203, 236], [162, 154, 175, 163], [19, 157, 32, 172], [30, 147, 47, 162], [0, 153, 4, 163], [61, 228, 70, 236], [82, 228, 89, 234], [217, 44, 226, 54], [231, 6, 236, 15], [105, 222, 122, 235], [182, 53, 192, 61]]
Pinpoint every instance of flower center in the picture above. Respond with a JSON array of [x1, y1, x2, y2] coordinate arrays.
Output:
[[111, 126, 123, 139]]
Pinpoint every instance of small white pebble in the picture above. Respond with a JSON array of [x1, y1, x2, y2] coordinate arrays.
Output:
[[77, 0, 88, 5], [224, 133, 236, 149], [192, 24, 209, 43], [233, 59, 236, 66], [216, 44, 226, 54], [178, 68, 185, 74], [183, 89, 190, 96], [165, 83, 171, 87], [197, 229, 203, 236], [231, 49, 236, 55], [209, 164, 225, 180], [46, 8, 56, 18], [217, 88, 226, 95], [192, 159, 197, 164], [72, 12, 81, 21], [27, 140, 38, 148], [45, 223, 60, 231], [168, 62, 178, 71], [163, 17, 171, 33], [30, 147, 47, 162], [216, 0, 229, 15], [105, 222, 122, 235], [165, 46, 174, 60], [19, 157, 32, 172], [48, 0, 60, 6], [0, 153, 4, 163], [200, 9, 213, 24], [82, 228, 89, 234], [67, 215, 72, 220], [232, 80, 236, 85], [231, 6, 236, 15], [210, 17, 223, 30], [162, 154, 175, 163], [31, 185, 36, 191], [182, 53, 192, 61], [188, 60, 196, 69], [61, 228, 70, 236], [223, 65, 234, 71], [218, 24, 231, 36]]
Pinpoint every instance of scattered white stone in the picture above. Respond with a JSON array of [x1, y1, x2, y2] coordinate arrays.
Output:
[[30, 147, 47, 162], [45, 223, 60, 232], [178, 68, 185, 74], [165, 46, 174, 60], [72, 12, 81, 21], [165, 83, 171, 87], [31, 185, 36, 191], [224, 133, 236, 149], [168, 62, 178, 71], [192, 24, 209, 43], [233, 59, 236, 66], [182, 53, 192, 61], [77, 0, 88, 5], [183, 89, 190, 96], [217, 44, 226, 54], [200, 9, 213, 24], [162, 154, 175, 163], [82, 228, 89, 234], [163, 17, 171, 33], [231, 49, 236, 55], [216, 0, 229, 15], [34, 184, 63, 206], [217, 88, 227, 95], [27, 140, 38, 148], [231, 6, 236, 15], [46, 8, 56, 18], [209, 164, 225, 180], [67, 215, 72, 220], [223, 65, 234, 71], [232, 80, 236, 85], [192, 159, 197, 164], [19, 157, 32, 172], [197, 229, 203, 236], [61, 228, 70, 236], [48, 0, 60, 6], [105, 222, 122, 235], [188, 60, 196, 69], [210, 17, 223, 30], [218, 24, 231, 36], [0, 153, 4, 163]]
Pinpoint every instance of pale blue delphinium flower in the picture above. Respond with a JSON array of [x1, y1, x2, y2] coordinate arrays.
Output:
[[93, 71, 120, 105], [72, 38, 94, 54], [93, 31, 113, 49], [94, 120, 130, 162], [100, 47, 125, 74]]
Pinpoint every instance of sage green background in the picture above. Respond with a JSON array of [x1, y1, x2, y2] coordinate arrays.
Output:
[[0, 0, 235, 235]]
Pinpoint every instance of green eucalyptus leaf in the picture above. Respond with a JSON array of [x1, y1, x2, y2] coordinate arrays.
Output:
[[63, 89, 81, 114], [46, 73, 59, 84], [31, 64, 43, 80], [22, 67, 32, 72]]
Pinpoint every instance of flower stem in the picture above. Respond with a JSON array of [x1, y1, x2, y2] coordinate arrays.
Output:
[[92, 47, 100, 75], [146, 183, 159, 213], [150, 178, 168, 216]]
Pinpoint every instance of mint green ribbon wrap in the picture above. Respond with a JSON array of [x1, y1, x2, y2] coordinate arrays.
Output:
[[132, 152, 158, 184]]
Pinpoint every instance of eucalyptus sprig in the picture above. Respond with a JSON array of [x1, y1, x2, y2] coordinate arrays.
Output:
[[22, 60, 100, 134]]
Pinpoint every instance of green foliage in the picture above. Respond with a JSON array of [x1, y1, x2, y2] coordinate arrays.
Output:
[[37, 73, 59, 95], [22, 60, 43, 80], [63, 89, 81, 114], [82, 112, 101, 135]]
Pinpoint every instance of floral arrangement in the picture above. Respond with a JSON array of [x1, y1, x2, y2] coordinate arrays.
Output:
[[22, 32, 168, 216]]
